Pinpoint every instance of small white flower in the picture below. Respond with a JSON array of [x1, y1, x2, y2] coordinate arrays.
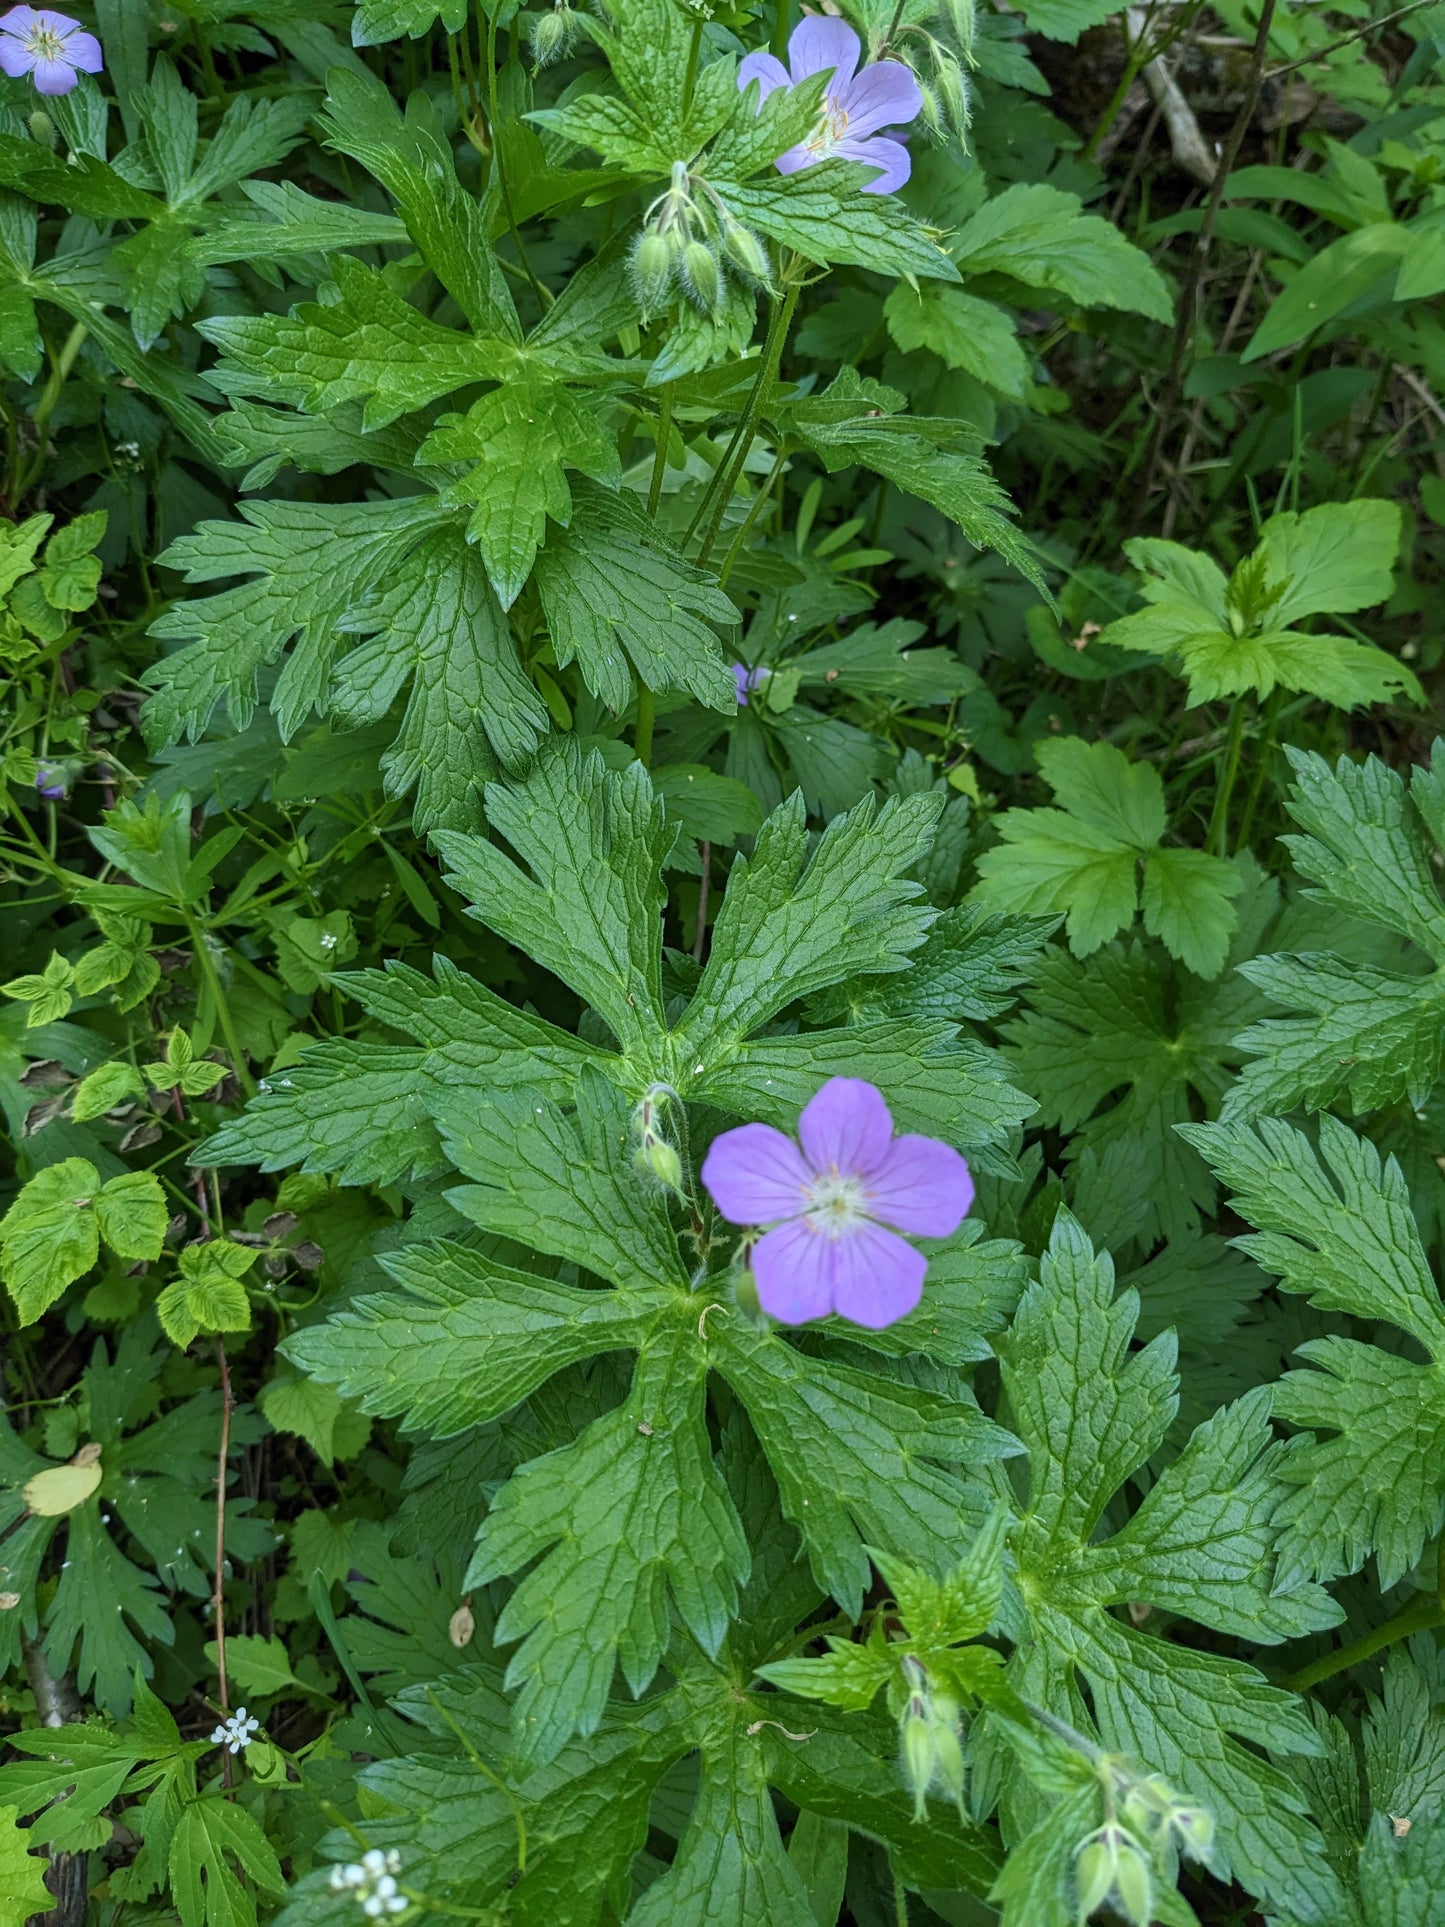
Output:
[[211, 1706, 261, 1754], [319, 930, 338, 950]]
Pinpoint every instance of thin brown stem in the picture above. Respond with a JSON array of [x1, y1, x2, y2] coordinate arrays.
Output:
[[1137, 0, 1280, 521]]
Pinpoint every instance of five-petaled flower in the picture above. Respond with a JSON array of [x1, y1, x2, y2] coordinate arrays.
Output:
[[331, 1851, 407, 1917], [738, 15, 921, 195], [210, 1706, 259, 1753], [701, 1076, 972, 1328], [0, 6, 102, 94]]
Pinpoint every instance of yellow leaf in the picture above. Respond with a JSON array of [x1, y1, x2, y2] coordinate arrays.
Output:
[[24, 1457, 102, 1516]]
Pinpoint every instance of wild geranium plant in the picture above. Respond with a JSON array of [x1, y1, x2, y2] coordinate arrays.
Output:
[[0, 0, 1442, 1924]]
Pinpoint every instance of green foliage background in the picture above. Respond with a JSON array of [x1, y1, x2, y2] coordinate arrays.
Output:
[[0, 0, 1444, 1922]]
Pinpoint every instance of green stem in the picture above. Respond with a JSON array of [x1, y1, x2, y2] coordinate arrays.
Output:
[[694, 280, 801, 569], [1234, 686, 1282, 853], [633, 684, 655, 768], [1081, 0, 1162, 160], [1286, 1594, 1444, 1694], [717, 446, 786, 590], [892, 1867, 909, 1927], [485, 9, 546, 310], [647, 390, 674, 519], [17, 322, 86, 502], [1206, 697, 1247, 858], [187, 918, 257, 1099], [681, 15, 704, 114]]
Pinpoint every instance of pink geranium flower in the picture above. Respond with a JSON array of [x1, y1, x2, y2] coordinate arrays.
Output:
[[738, 15, 922, 195], [701, 1076, 973, 1329], [0, 5, 102, 94]]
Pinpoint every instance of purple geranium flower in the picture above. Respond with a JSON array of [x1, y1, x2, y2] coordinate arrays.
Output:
[[34, 761, 66, 800], [738, 15, 921, 195], [0, 5, 102, 94], [701, 1076, 972, 1329], [732, 662, 770, 705]]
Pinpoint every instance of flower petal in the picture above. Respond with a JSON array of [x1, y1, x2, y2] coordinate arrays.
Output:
[[752, 1217, 835, 1324], [866, 1135, 973, 1237], [0, 36, 35, 71], [701, 1121, 809, 1224], [737, 48, 790, 100], [31, 52, 77, 90], [63, 27, 102, 70], [838, 58, 922, 137], [773, 142, 816, 177], [788, 13, 859, 90], [797, 1077, 894, 1179], [829, 1220, 926, 1329], [835, 133, 912, 193], [0, 6, 40, 30], [32, 8, 80, 28]]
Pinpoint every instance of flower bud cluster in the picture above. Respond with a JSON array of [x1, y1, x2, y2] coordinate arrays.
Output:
[[1072, 1761, 1214, 1924], [329, 1850, 406, 1918], [897, 1656, 966, 1821], [630, 161, 772, 321]]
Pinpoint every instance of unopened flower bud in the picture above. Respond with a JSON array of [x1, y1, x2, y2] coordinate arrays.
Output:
[[901, 1712, 934, 1821], [1112, 1837, 1153, 1926], [530, 5, 576, 66], [28, 109, 55, 147], [734, 1265, 760, 1317], [1073, 1836, 1116, 1919], [930, 1709, 966, 1810], [680, 239, 722, 314], [1170, 1803, 1214, 1858], [638, 1134, 683, 1192], [631, 228, 673, 318], [934, 55, 970, 134], [721, 220, 770, 285]]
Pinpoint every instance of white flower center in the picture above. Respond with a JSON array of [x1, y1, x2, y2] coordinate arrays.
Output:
[[29, 24, 66, 59], [806, 93, 850, 156], [804, 1166, 869, 1239]]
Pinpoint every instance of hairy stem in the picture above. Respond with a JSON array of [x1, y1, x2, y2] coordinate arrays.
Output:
[[214, 1337, 235, 1792]]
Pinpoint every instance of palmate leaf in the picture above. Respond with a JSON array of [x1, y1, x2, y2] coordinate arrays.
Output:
[[1101, 504, 1419, 708], [999, 1213, 1344, 1923], [143, 497, 448, 745], [1005, 936, 1263, 1246], [972, 738, 1241, 976], [433, 741, 675, 1066], [329, 522, 549, 825], [1183, 1114, 1445, 1588], [533, 483, 738, 711], [420, 367, 622, 608], [1224, 746, 1445, 1119], [144, 501, 554, 826], [203, 956, 601, 1185], [198, 256, 503, 429]]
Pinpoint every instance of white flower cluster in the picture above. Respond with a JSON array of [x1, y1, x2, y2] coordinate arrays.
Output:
[[210, 1707, 259, 1753], [329, 1850, 406, 1917]]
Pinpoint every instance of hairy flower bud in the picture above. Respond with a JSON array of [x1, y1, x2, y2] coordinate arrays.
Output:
[[638, 1134, 683, 1191], [1073, 1835, 1116, 1919], [901, 1711, 935, 1821], [721, 220, 770, 285], [930, 1705, 966, 1810], [1112, 1837, 1153, 1926], [530, 5, 579, 67], [631, 228, 674, 319], [680, 239, 723, 314]]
